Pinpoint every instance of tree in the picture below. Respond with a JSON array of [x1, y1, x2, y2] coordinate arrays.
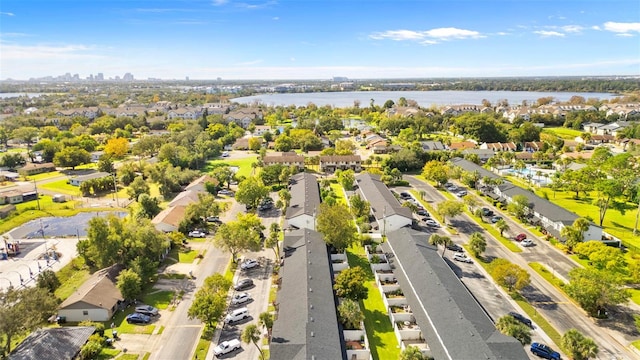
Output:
[[334, 267, 368, 301], [496, 315, 532, 345], [565, 268, 630, 317], [468, 232, 487, 257], [116, 268, 142, 300], [507, 194, 529, 221], [492, 262, 531, 292], [574, 241, 626, 272], [437, 200, 464, 225], [211, 165, 235, 189], [350, 194, 371, 218], [104, 137, 129, 159], [561, 218, 590, 252], [337, 299, 364, 329], [428, 234, 452, 256], [265, 223, 280, 260], [127, 176, 150, 200], [97, 155, 115, 173], [248, 137, 262, 151], [214, 213, 264, 262], [274, 134, 293, 152], [278, 188, 291, 212], [242, 324, 264, 359], [594, 179, 623, 227], [337, 169, 355, 191], [11, 126, 39, 148], [316, 203, 358, 252], [399, 346, 427, 360], [136, 193, 162, 219], [53, 146, 91, 169], [494, 218, 510, 237], [259, 312, 274, 341], [561, 329, 599, 360], [235, 177, 269, 211], [188, 287, 227, 328], [36, 269, 60, 293], [422, 160, 450, 187]]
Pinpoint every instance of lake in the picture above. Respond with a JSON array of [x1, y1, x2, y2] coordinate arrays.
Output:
[[232, 90, 618, 108]]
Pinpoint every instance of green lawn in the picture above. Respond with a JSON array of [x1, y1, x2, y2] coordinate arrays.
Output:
[[55, 257, 91, 301], [142, 290, 175, 310], [28, 171, 64, 181], [205, 155, 259, 179], [178, 249, 200, 263], [39, 179, 81, 196], [347, 247, 400, 360], [329, 183, 347, 204], [97, 347, 121, 360], [543, 127, 583, 140], [192, 338, 210, 360]]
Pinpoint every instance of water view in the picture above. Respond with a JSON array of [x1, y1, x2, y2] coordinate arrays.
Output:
[[232, 90, 618, 108]]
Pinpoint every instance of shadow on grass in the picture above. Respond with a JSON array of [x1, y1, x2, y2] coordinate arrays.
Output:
[[346, 251, 375, 281], [362, 308, 396, 360]]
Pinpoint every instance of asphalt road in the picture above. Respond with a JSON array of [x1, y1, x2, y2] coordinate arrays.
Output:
[[404, 176, 636, 360]]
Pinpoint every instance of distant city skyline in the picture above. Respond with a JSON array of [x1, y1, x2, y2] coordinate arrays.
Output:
[[1, 0, 639, 80]]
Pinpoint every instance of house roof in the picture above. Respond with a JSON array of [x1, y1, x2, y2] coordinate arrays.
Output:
[[355, 173, 412, 220], [18, 162, 56, 171], [184, 174, 217, 193], [152, 205, 187, 231], [448, 141, 476, 150], [263, 155, 305, 165], [270, 229, 344, 360], [59, 264, 123, 311], [168, 190, 201, 207], [286, 173, 321, 220], [319, 155, 361, 163], [384, 228, 528, 360], [420, 140, 446, 151], [496, 183, 582, 225], [449, 157, 499, 180], [70, 171, 111, 182], [9, 326, 95, 360]]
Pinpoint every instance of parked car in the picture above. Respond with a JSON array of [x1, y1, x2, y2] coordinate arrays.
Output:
[[400, 192, 411, 199], [456, 190, 467, 197], [258, 202, 273, 211], [224, 307, 249, 324], [509, 311, 533, 328], [188, 230, 206, 238], [213, 338, 241, 356], [206, 216, 222, 224], [126, 313, 151, 324], [481, 207, 494, 216], [521, 239, 535, 247], [446, 184, 458, 191], [490, 216, 503, 223], [515, 233, 527, 242], [221, 151, 230, 157], [416, 209, 429, 216], [231, 292, 252, 305], [425, 219, 439, 227], [530, 342, 561, 360], [240, 258, 259, 270], [234, 278, 254, 291], [446, 243, 463, 252], [218, 189, 233, 196], [453, 253, 472, 263], [135, 305, 159, 316]]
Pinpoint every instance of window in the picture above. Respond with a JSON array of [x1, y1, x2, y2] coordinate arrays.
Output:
[[83, 310, 89, 316]]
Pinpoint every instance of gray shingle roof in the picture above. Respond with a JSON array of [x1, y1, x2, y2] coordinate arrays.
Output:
[[271, 229, 345, 360], [355, 173, 412, 220], [450, 157, 499, 180], [285, 173, 321, 220], [384, 228, 528, 360], [496, 183, 579, 224], [9, 326, 95, 360]]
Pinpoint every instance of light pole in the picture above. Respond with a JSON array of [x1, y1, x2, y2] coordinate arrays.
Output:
[[33, 179, 41, 211]]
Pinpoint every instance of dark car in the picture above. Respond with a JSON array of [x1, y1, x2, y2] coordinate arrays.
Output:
[[206, 216, 222, 224], [481, 207, 494, 216], [234, 278, 254, 291], [416, 209, 429, 216], [400, 192, 411, 199], [509, 311, 533, 327], [491, 216, 503, 223], [446, 243, 464, 252], [126, 312, 151, 324], [530, 342, 561, 360]]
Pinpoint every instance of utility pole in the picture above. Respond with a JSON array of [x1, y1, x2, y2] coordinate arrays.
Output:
[[113, 174, 119, 208], [33, 179, 40, 210]]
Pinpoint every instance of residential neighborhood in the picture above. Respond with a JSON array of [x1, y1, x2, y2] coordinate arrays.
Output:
[[0, 79, 639, 360]]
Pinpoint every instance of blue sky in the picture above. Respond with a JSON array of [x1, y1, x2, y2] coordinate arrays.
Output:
[[1, 0, 639, 80]]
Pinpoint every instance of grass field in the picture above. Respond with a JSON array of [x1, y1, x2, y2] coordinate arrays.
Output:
[[28, 171, 64, 181], [204, 155, 259, 179], [39, 179, 81, 196], [543, 127, 583, 140]]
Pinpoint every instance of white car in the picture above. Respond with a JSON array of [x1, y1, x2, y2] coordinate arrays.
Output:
[[188, 230, 206, 238], [453, 253, 473, 263], [521, 239, 535, 247], [213, 338, 241, 356], [231, 292, 252, 305], [425, 219, 439, 227], [240, 259, 259, 270]]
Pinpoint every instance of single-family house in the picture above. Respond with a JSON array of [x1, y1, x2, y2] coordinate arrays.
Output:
[[383, 228, 529, 360], [0, 190, 24, 205], [270, 229, 344, 359], [285, 173, 321, 230], [90, 151, 104, 163], [263, 154, 305, 170], [319, 155, 361, 173], [461, 149, 495, 162], [17, 162, 56, 177], [448, 141, 476, 151], [58, 265, 124, 322], [253, 125, 272, 137], [355, 173, 412, 233], [8, 326, 96, 360], [420, 140, 446, 152], [69, 172, 112, 186], [152, 205, 187, 233], [523, 142, 544, 152], [232, 138, 250, 150], [480, 142, 517, 152]]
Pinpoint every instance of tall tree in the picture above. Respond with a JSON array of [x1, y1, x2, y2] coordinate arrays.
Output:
[[496, 315, 532, 345], [495, 218, 510, 237], [468, 232, 487, 257], [316, 203, 358, 251], [259, 312, 274, 342], [428, 234, 452, 256], [213, 213, 264, 262], [242, 324, 264, 360], [561, 329, 599, 360], [491, 262, 531, 292], [565, 268, 630, 317], [337, 299, 364, 330], [334, 267, 368, 301], [507, 194, 529, 221], [422, 160, 450, 187], [104, 137, 129, 159], [235, 177, 269, 211], [437, 200, 464, 225], [116, 268, 142, 300]]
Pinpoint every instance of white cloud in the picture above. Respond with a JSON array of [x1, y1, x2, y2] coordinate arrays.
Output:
[[272, 16, 279, 20], [562, 25, 583, 33], [212, 0, 228, 6], [603, 21, 640, 34], [370, 27, 483, 44], [534, 30, 565, 37], [592, 25, 601, 31], [616, 33, 634, 37], [0, 12, 14, 16], [1, 43, 101, 60]]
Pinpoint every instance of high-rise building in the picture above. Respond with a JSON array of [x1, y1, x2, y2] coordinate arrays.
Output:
[[123, 73, 134, 81]]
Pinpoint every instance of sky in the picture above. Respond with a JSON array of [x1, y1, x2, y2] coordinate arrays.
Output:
[[0, 0, 639, 80]]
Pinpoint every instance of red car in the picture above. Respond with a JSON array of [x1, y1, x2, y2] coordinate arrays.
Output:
[[515, 233, 527, 242]]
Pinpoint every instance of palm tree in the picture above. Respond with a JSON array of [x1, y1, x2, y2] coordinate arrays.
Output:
[[259, 312, 274, 342], [241, 324, 264, 360], [561, 329, 599, 360], [428, 234, 452, 256], [337, 299, 364, 330], [495, 218, 510, 237], [400, 346, 427, 360], [468, 232, 487, 257]]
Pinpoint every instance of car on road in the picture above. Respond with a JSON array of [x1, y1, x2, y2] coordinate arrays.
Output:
[[515, 233, 527, 242], [453, 253, 473, 263], [530, 342, 561, 360], [400, 192, 411, 199], [521, 239, 534, 247], [425, 219, 439, 227], [509, 311, 533, 328], [126, 313, 151, 324], [224, 307, 249, 324], [446, 243, 464, 252], [240, 258, 259, 270], [445, 183, 457, 191], [490, 216, 503, 223], [234, 278, 254, 291], [416, 209, 429, 216], [213, 338, 241, 357], [231, 292, 252, 305], [481, 207, 494, 216], [221, 151, 230, 158], [135, 305, 159, 316], [218, 189, 233, 196], [188, 230, 206, 238], [456, 190, 467, 197]]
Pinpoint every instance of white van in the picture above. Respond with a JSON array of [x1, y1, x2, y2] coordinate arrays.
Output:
[[224, 307, 249, 324]]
